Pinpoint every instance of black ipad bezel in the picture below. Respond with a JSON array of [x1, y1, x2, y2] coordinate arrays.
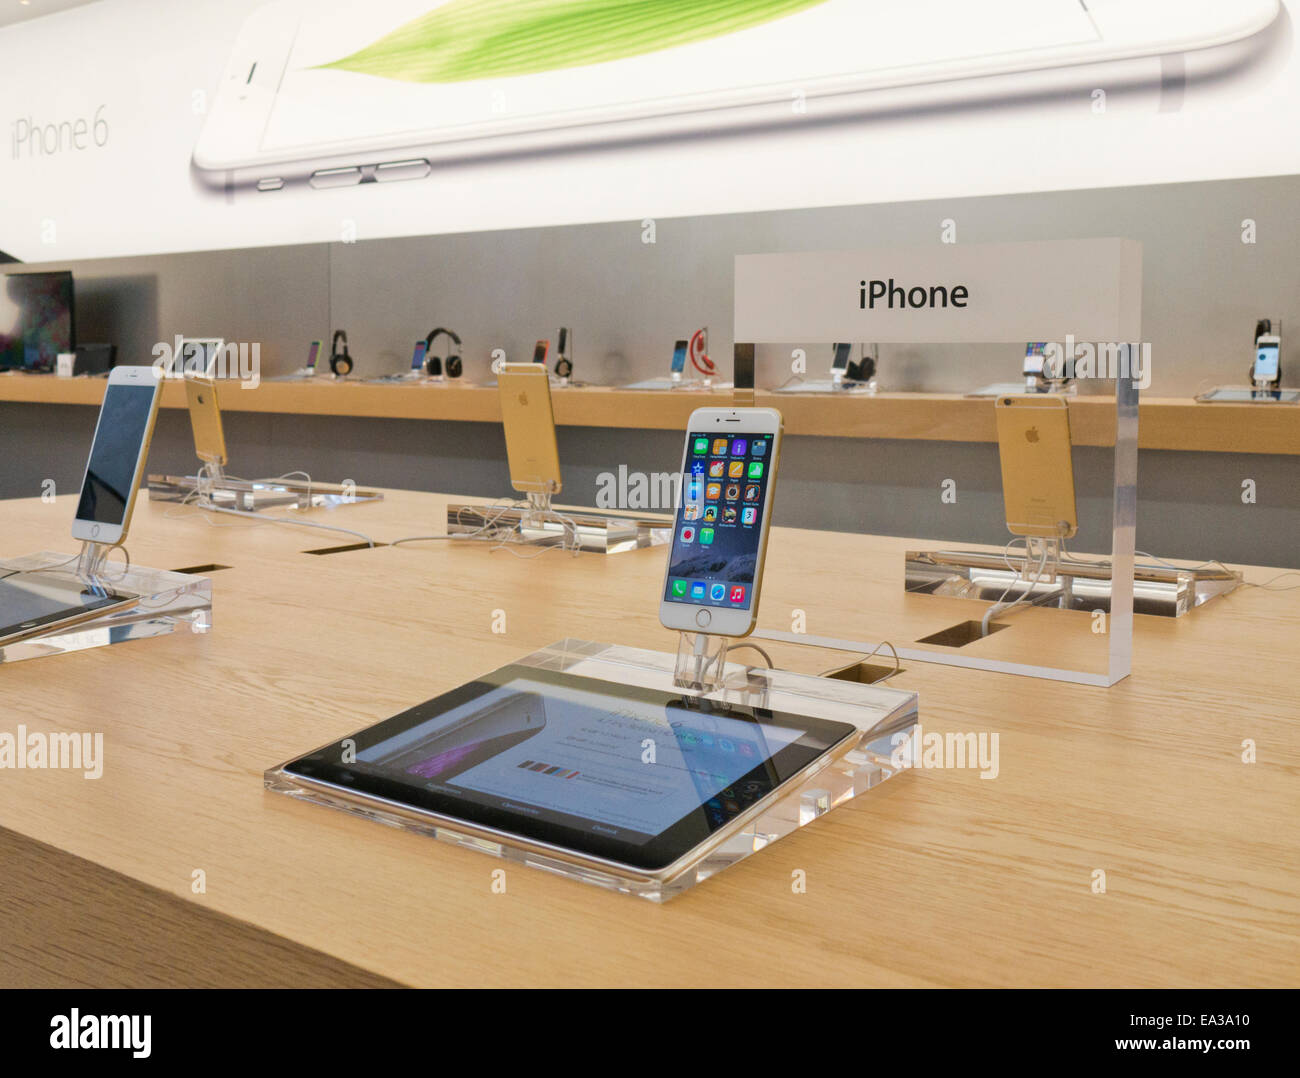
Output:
[[282, 663, 857, 872], [0, 575, 137, 644]]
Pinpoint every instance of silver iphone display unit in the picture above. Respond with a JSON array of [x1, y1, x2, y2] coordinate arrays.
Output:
[[659, 407, 782, 638], [192, 0, 1280, 191], [70, 366, 163, 547]]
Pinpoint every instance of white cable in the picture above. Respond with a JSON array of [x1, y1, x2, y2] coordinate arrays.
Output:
[[816, 640, 901, 682], [981, 540, 1050, 637], [391, 498, 583, 558], [195, 501, 375, 546]]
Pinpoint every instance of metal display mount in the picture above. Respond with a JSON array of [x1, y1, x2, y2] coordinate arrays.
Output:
[[265, 637, 919, 902], [0, 544, 212, 665], [148, 472, 384, 512]]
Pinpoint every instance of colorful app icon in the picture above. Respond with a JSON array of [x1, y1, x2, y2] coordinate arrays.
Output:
[[731, 438, 748, 455], [693, 437, 708, 455], [686, 480, 701, 501], [708, 460, 726, 478], [683, 505, 700, 521], [709, 583, 726, 601], [727, 460, 744, 478], [700, 528, 715, 545], [718, 738, 735, 753], [671, 579, 688, 597], [741, 506, 757, 524], [691, 581, 706, 600], [725, 483, 740, 500], [722, 506, 737, 524], [751, 439, 767, 456], [712, 438, 728, 455], [680, 526, 695, 544], [747, 461, 764, 479], [743, 484, 760, 501], [690, 460, 705, 477], [703, 505, 717, 522], [729, 585, 746, 603], [706, 482, 722, 501]]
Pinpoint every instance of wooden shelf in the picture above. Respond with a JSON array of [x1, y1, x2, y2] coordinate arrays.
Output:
[[1, 373, 1295, 454]]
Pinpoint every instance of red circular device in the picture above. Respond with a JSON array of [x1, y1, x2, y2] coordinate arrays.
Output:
[[689, 329, 715, 375]]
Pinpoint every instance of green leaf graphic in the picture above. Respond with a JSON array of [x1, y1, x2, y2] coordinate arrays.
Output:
[[322, 0, 831, 83]]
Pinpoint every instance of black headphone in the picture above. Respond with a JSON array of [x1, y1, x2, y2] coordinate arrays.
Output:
[[845, 344, 876, 383], [424, 327, 462, 378], [329, 329, 353, 377], [554, 327, 573, 380]]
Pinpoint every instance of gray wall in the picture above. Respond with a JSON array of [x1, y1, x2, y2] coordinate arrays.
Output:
[[3, 173, 1298, 568], [17, 173, 1299, 393]]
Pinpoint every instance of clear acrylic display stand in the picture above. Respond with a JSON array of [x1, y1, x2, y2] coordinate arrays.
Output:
[[446, 491, 671, 554], [148, 472, 384, 512], [774, 372, 878, 395], [267, 366, 319, 382], [0, 547, 212, 665], [967, 378, 1078, 398], [623, 367, 715, 392], [904, 544, 1241, 618], [1195, 385, 1300, 403], [265, 637, 919, 902]]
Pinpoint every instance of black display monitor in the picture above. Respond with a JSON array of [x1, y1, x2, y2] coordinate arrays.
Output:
[[0, 270, 75, 371]]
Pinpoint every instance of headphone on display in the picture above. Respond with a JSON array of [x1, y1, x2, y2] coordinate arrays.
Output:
[[689, 328, 716, 376], [554, 327, 572, 379], [846, 344, 877, 383], [329, 329, 353, 377], [424, 327, 462, 378]]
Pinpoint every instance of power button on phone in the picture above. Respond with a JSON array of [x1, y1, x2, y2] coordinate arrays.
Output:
[[695, 609, 712, 628]]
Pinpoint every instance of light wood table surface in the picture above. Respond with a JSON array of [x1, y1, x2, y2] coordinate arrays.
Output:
[[1, 488, 1297, 987]]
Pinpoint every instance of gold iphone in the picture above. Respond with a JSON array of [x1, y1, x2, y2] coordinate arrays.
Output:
[[185, 374, 228, 467], [497, 363, 561, 494], [995, 395, 1078, 539]]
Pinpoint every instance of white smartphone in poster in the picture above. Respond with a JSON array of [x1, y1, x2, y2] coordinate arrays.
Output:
[[192, 0, 1280, 192], [70, 366, 163, 547], [659, 407, 782, 639]]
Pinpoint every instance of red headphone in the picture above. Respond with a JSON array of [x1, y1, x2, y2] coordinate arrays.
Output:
[[689, 328, 715, 376]]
